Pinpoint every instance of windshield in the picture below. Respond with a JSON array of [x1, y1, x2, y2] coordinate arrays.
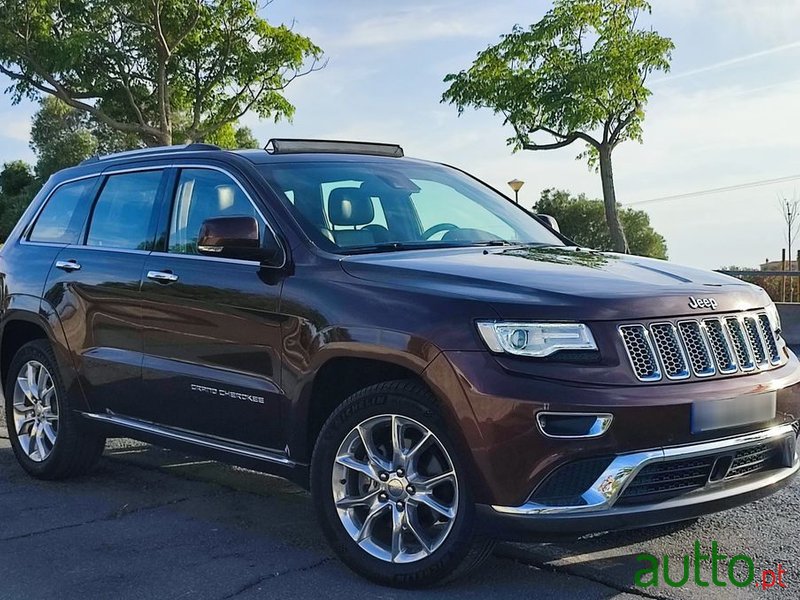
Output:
[[258, 160, 564, 253]]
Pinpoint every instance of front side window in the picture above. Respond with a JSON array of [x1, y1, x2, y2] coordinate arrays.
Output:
[[259, 161, 563, 252], [168, 169, 261, 255], [86, 171, 163, 250], [29, 179, 95, 244]]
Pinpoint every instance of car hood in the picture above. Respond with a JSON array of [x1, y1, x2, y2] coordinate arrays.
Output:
[[340, 245, 770, 321]]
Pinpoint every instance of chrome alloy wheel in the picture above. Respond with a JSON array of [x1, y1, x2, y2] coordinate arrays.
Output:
[[332, 414, 459, 563], [12, 360, 59, 462]]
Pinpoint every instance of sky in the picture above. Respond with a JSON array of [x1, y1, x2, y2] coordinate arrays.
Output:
[[2, 0, 800, 270]]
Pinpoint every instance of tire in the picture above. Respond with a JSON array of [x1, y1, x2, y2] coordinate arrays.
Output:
[[311, 379, 494, 587], [4, 339, 105, 479]]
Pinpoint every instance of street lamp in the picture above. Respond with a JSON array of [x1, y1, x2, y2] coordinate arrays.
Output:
[[508, 179, 525, 204]]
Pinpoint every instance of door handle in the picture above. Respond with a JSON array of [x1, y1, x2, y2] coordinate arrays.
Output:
[[55, 260, 81, 272], [147, 270, 179, 283]]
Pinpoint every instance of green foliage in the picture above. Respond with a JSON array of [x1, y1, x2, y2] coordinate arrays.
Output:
[[0, 0, 322, 146], [535, 188, 667, 259], [442, 0, 672, 155], [204, 123, 259, 149], [0, 161, 38, 241], [0, 160, 34, 195], [442, 0, 673, 253]]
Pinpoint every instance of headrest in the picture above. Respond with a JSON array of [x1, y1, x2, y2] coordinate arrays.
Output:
[[328, 187, 374, 226], [216, 185, 235, 211]]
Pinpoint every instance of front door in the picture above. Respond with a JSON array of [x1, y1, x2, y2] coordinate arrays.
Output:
[[139, 166, 286, 451]]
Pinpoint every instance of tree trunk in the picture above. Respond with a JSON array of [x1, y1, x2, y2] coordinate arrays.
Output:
[[598, 144, 630, 254]]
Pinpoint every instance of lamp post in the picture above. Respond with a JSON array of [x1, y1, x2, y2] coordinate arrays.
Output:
[[508, 179, 524, 204]]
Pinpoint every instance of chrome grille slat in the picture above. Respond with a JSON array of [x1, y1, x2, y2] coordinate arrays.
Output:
[[757, 313, 781, 365], [725, 317, 756, 372], [677, 320, 715, 377], [703, 318, 738, 374], [743, 316, 768, 367], [619, 325, 661, 382], [650, 323, 690, 380], [620, 310, 783, 382]]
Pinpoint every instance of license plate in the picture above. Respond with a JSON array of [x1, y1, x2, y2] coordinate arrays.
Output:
[[691, 391, 777, 433]]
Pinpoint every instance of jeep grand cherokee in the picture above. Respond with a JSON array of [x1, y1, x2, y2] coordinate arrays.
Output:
[[2, 139, 798, 587]]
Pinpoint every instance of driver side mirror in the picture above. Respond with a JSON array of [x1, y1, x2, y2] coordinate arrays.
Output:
[[536, 214, 560, 233], [198, 216, 282, 265]]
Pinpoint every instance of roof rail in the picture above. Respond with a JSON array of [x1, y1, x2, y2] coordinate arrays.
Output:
[[265, 138, 404, 158], [80, 143, 222, 165]]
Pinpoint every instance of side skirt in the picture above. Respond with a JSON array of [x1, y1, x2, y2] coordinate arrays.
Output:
[[80, 411, 310, 488]]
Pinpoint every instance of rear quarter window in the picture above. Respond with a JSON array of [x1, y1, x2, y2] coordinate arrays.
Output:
[[28, 179, 96, 244]]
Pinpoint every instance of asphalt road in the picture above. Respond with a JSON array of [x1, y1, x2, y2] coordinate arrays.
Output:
[[1, 422, 798, 600]]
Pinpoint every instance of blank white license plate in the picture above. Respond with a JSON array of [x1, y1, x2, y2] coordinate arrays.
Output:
[[691, 391, 777, 433]]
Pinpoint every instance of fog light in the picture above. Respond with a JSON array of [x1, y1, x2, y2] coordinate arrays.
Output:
[[536, 412, 613, 439]]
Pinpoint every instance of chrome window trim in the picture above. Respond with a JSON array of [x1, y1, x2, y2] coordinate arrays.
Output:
[[491, 422, 798, 516], [676, 319, 716, 378], [617, 324, 662, 382], [649, 321, 691, 381], [20, 173, 102, 244], [81, 411, 295, 467], [19, 163, 288, 269], [165, 163, 287, 269]]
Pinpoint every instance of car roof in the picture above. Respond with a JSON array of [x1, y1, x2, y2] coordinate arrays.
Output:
[[50, 140, 438, 184]]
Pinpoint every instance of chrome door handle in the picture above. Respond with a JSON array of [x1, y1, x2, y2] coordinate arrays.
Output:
[[55, 260, 81, 272], [146, 270, 179, 283]]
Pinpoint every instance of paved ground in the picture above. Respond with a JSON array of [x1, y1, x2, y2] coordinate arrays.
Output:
[[1, 421, 798, 599]]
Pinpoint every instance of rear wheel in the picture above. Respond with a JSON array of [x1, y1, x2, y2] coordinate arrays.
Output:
[[311, 380, 494, 587], [4, 340, 105, 479]]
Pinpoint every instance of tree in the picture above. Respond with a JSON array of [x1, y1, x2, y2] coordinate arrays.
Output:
[[442, 0, 673, 253], [0, 160, 34, 196], [0, 161, 38, 241], [0, 0, 322, 146], [535, 188, 667, 259]]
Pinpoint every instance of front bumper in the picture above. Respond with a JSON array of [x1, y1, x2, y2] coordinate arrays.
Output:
[[477, 422, 799, 539]]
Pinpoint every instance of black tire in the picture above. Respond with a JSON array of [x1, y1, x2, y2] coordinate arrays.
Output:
[[4, 339, 105, 479], [311, 379, 494, 587]]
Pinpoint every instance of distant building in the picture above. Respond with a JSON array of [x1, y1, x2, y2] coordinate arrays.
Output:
[[761, 259, 798, 271]]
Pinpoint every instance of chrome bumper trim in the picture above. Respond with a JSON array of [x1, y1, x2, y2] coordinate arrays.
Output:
[[81, 411, 296, 466], [492, 422, 798, 516]]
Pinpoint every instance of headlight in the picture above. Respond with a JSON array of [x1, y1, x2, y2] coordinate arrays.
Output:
[[476, 321, 597, 357], [765, 302, 782, 334]]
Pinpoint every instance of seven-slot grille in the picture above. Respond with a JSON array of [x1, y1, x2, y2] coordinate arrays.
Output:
[[619, 311, 781, 383]]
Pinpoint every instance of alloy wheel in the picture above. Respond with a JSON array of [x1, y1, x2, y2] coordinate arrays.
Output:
[[12, 360, 59, 462], [332, 414, 459, 563]]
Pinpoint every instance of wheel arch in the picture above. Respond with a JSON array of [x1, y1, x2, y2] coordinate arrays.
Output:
[[1, 295, 86, 411]]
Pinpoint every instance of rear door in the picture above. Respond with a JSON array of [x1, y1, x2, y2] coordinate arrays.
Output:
[[43, 167, 168, 418], [138, 165, 287, 451]]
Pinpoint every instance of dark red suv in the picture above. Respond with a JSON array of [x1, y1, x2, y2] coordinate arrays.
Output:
[[2, 140, 798, 587]]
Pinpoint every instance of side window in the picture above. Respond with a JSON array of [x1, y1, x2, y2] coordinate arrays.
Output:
[[29, 179, 95, 244], [168, 169, 260, 255], [86, 171, 163, 250]]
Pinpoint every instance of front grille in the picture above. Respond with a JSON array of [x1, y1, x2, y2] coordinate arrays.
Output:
[[618, 441, 784, 505], [650, 323, 690, 379], [678, 321, 715, 377], [620, 310, 781, 382], [616, 457, 714, 504], [726, 317, 755, 372], [530, 457, 613, 506], [619, 325, 661, 381]]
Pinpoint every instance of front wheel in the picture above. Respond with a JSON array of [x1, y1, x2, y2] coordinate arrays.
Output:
[[311, 380, 494, 587]]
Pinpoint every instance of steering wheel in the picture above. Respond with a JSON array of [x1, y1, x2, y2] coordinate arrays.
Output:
[[422, 223, 459, 240]]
